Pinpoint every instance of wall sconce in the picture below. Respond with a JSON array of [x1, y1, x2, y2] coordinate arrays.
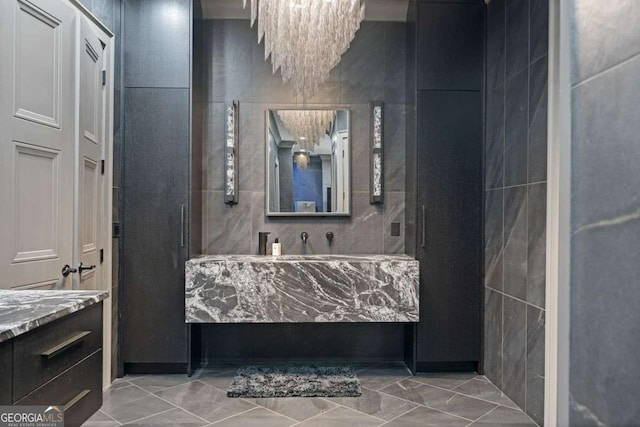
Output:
[[225, 100, 239, 204], [370, 101, 384, 204]]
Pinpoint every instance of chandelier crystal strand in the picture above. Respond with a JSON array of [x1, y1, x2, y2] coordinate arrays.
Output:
[[244, 0, 365, 101], [277, 110, 335, 151]]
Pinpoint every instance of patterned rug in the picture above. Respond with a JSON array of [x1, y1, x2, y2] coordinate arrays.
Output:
[[226, 365, 362, 398]]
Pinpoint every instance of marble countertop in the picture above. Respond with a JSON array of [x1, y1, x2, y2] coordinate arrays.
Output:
[[189, 254, 416, 264], [0, 290, 108, 342], [187, 254, 419, 323]]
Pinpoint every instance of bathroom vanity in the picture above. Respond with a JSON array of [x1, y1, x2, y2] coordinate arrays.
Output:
[[0, 290, 106, 425], [186, 255, 419, 323]]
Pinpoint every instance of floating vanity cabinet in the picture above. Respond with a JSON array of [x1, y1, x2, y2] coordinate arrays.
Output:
[[408, 1, 484, 371], [0, 291, 106, 426]]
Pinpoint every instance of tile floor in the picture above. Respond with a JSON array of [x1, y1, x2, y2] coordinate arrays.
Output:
[[84, 364, 538, 426]]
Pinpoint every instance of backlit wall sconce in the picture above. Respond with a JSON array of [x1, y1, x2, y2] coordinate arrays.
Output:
[[225, 100, 239, 204], [370, 101, 384, 204]]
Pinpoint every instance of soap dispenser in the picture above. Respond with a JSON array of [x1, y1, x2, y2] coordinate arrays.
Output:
[[272, 238, 282, 256]]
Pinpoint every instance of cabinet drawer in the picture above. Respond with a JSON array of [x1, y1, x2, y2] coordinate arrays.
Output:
[[0, 340, 12, 405], [16, 350, 102, 427], [13, 302, 102, 400]]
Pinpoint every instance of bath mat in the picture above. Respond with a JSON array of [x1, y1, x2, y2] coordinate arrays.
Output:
[[226, 365, 362, 398]]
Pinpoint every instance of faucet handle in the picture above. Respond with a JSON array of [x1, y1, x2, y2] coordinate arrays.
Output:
[[325, 231, 334, 246]]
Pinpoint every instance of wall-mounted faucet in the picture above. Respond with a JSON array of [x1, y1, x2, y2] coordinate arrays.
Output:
[[258, 232, 270, 255], [326, 231, 334, 246], [300, 232, 309, 245]]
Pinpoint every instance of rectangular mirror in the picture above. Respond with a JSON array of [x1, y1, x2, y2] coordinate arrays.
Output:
[[266, 109, 350, 216]]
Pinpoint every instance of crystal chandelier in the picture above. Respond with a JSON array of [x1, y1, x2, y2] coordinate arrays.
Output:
[[243, 0, 365, 100], [293, 151, 310, 169], [277, 110, 335, 151]]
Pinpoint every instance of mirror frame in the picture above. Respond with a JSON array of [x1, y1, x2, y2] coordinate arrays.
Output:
[[264, 107, 352, 217]]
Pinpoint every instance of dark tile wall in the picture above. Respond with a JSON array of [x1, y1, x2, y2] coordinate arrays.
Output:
[[199, 20, 407, 257], [483, 0, 547, 424], [195, 19, 408, 363], [569, 2, 640, 425], [80, 0, 122, 382]]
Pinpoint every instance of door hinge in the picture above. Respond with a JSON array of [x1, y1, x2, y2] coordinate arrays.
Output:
[[101, 159, 105, 175], [99, 249, 104, 264], [102, 70, 106, 86]]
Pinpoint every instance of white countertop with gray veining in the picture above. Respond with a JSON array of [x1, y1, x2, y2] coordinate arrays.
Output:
[[186, 254, 419, 323], [0, 290, 108, 342]]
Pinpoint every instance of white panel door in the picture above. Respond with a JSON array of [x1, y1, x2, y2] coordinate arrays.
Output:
[[76, 19, 105, 290], [0, 0, 76, 289]]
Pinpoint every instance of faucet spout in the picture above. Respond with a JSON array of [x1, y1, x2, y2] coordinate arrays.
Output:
[[300, 232, 309, 245], [258, 232, 270, 255]]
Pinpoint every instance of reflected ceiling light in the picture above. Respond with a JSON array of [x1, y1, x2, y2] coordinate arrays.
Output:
[[294, 150, 310, 169], [277, 110, 335, 151], [242, 0, 365, 101]]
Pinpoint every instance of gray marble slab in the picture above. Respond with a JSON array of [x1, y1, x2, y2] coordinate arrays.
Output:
[[0, 290, 107, 342], [186, 255, 419, 323]]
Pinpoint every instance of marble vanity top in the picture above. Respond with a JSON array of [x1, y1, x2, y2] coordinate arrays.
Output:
[[0, 290, 108, 342], [186, 254, 419, 323], [190, 254, 415, 263]]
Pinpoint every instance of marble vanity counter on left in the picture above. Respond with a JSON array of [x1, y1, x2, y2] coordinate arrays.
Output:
[[0, 290, 108, 342]]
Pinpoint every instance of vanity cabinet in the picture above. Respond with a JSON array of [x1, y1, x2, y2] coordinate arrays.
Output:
[[0, 341, 11, 405], [12, 303, 103, 401], [409, 0, 484, 371], [0, 301, 103, 426]]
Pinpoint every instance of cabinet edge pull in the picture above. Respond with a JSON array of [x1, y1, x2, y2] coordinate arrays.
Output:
[[64, 389, 91, 411], [41, 331, 91, 359], [180, 205, 185, 248]]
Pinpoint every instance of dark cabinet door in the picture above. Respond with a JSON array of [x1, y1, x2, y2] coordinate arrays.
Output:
[[0, 340, 11, 404], [416, 90, 482, 366], [122, 88, 189, 366]]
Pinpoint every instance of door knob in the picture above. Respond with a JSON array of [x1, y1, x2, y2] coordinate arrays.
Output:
[[62, 265, 77, 277], [78, 263, 96, 273]]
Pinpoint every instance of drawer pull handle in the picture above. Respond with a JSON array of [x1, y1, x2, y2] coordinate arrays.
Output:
[[65, 389, 91, 411], [421, 205, 426, 248], [41, 331, 91, 359]]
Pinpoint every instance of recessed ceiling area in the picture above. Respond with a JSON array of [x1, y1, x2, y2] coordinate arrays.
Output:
[[201, 0, 409, 21]]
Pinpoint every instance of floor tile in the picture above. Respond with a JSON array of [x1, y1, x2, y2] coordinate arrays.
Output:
[[121, 407, 208, 426], [411, 372, 478, 390], [328, 387, 417, 421], [247, 397, 336, 421], [294, 406, 382, 427], [101, 385, 152, 413], [83, 410, 120, 426], [155, 381, 256, 423], [102, 395, 176, 424], [98, 374, 533, 427], [383, 406, 469, 427], [357, 366, 412, 390], [380, 380, 496, 421], [130, 375, 195, 393], [195, 370, 236, 391], [471, 405, 537, 425], [207, 407, 295, 427], [453, 378, 519, 409]]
